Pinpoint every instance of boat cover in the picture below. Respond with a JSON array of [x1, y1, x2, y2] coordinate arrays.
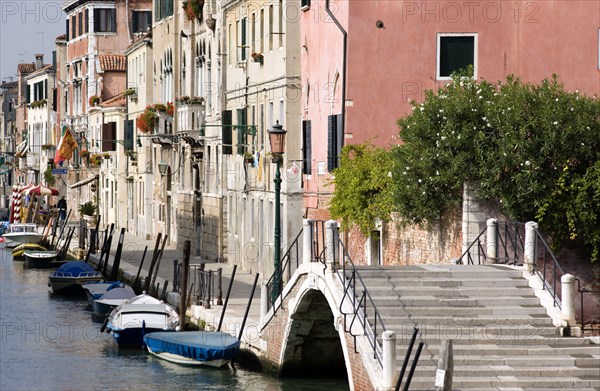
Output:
[[55, 261, 96, 276], [99, 286, 135, 300], [83, 281, 126, 296], [144, 331, 240, 362]]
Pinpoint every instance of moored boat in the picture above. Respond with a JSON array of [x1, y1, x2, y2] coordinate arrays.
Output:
[[92, 286, 136, 319], [24, 250, 58, 268], [48, 261, 104, 294], [82, 281, 127, 306], [144, 331, 240, 368], [104, 293, 179, 348], [2, 223, 43, 248], [12, 243, 47, 259]]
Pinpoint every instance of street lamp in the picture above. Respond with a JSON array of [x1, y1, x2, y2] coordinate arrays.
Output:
[[158, 160, 169, 176], [268, 120, 286, 302]]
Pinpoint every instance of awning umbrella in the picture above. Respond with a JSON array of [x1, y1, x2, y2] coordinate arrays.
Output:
[[24, 184, 59, 196]]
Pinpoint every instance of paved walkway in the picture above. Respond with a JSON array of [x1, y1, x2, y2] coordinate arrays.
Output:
[[86, 231, 262, 345]]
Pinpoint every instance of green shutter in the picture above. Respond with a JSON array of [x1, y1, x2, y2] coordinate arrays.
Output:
[[222, 110, 232, 155]]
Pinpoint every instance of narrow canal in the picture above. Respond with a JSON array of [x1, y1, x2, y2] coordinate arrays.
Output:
[[0, 250, 349, 391]]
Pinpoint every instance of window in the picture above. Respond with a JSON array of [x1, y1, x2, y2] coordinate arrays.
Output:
[[101, 122, 116, 151], [302, 120, 312, 175], [132, 10, 152, 33], [237, 108, 247, 155], [260, 9, 264, 53], [85, 9, 88, 33], [155, 0, 174, 21], [301, 0, 311, 10], [94, 8, 116, 33], [222, 110, 232, 155], [78, 12, 83, 36], [278, 0, 283, 47], [327, 114, 343, 171], [66, 18, 69, 40], [71, 15, 76, 38], [251, 13, 256, 54], [241, 17, 247, 61], [437, 33, 477, 80], [269, 5, 273, 51]]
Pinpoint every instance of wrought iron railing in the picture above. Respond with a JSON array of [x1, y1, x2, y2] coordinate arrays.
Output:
[[337, 237, 386, 366], [459, 220, 600, 334], [458, 221, 526, 265]]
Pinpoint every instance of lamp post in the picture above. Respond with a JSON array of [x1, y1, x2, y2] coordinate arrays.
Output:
[[158, 160, 169, 176], [268, 120, 286, 302]]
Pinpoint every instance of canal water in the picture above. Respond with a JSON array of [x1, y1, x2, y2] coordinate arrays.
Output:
[[0, 250, 349, 391]]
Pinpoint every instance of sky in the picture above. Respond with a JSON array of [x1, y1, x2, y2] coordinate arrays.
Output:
[[0, 0, 64, 83]]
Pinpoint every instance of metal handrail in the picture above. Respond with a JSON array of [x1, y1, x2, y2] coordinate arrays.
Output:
[[533, 230, 564, 309], [266, 229, 303, 312], [458, 222, 526, 265], [337, 237, 386, 365], [50, 271, 103, 278]]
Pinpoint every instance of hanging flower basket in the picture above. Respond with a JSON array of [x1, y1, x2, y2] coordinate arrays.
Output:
[[183, 0, 204, 21], [137, 106, 157, 133], [89, 95, 100, 106]]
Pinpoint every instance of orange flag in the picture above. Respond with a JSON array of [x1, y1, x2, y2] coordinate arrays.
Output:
[[54, 127, 78, 165]]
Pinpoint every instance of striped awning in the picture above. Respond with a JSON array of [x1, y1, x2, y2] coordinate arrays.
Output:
[[14, 140, 28, 157]]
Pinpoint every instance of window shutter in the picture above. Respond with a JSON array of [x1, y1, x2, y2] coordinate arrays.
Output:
[[85, 9, 88, 33], [26, 85, 30, 104], [94, 10, 100, 32], [102, 123, 111, 152], [327, 115, 335, 171], [52, 88, 57, 112], [78, 12, 82, 36], [132, 11, 138, 33], [241, 18, 247, 61], [124, 119, 134, 150], [110, 9, 116, 32], [336, 114, 343, 168], [302, 120, 312, 175], [222, 110, 232, 155], [66, 19, 69, 40], [237, 108, 247, 155], [72, 15, 76, 38]]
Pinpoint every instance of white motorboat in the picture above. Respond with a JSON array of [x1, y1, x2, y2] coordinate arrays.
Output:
[[103, 292, 179, 348], [2, 223, 43, 248]]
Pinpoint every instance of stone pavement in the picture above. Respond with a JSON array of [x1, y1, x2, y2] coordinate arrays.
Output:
[[86, 231, 263, 347]]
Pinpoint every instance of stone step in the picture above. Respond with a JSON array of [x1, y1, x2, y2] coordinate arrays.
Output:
[[355, 264, 524, 276], [394, 354, 600, 368], [372, 305, 548, 317], [371, 296, 541, 307], [408, 344, 600, 357], [367, 286, 535, 297], [373, 317, 556, 330], [405, 376, 600, 390], [362, 277, 529, 288], [407, 365, 600, 378]]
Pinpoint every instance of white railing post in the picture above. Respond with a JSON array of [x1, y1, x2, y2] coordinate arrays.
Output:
[[382, 330, 397, 389], [260, 280, 268, 325], [325, 220, 336, 272], [486, 218, 498, 264], [524, 221, 538, 272], [561, 274, 576, 326], [302, 219, 313, 265]]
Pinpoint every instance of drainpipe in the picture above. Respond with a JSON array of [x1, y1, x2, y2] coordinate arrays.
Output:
[[325, 0, 347, 144]]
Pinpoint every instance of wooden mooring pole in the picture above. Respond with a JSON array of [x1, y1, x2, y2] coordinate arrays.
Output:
[[178, 240, 191, 331]]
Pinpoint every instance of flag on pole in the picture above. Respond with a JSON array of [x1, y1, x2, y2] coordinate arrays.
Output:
[[54, 127, 78, 165]]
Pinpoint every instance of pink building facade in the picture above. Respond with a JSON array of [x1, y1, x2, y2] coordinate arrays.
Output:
[[301, 0, 600, 262]]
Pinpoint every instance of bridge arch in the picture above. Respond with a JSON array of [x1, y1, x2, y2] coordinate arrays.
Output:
[[277, 273, 355, 387]]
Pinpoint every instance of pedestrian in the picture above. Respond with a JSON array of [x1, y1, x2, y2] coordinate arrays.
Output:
[[58, 196, 67, 221]]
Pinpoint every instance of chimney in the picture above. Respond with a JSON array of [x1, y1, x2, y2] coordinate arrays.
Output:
[[35, 54, 44, 70]]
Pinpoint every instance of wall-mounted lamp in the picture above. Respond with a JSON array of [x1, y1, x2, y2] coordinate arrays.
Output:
[[158, 160, 169, 176]]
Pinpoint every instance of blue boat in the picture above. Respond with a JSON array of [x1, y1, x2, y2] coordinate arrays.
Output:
[[92, 286, 136, 318], [48, 261, 103, 294], [104, 293, 179, 348], [144, 331, 240, 368]]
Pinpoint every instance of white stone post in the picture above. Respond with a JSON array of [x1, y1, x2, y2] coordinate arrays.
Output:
[[524, 221, 538, 272], [325, 220, 336, 272], [561, 274, 576, 326], [486, 218, 498, 264], [382, 330, 397, 389], [302, 219, 313, 265], [260, 280, 268, 325]]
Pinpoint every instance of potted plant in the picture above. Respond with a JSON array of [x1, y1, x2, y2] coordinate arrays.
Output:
[[78, 201, 97, 226], [183, 0, 203, 21], [41, 143, 55, 151], [103, 152, 111, 159], [243, 151, 255, 164], [137, 106, 157, 133], [90, 153, 102, 167], [123, 87, 137, 100], [89, 95, 100, 106]]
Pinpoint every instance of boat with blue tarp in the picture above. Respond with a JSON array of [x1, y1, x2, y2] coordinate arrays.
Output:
[[144, 331, 240, 368], [48, 261, 103, 293]]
